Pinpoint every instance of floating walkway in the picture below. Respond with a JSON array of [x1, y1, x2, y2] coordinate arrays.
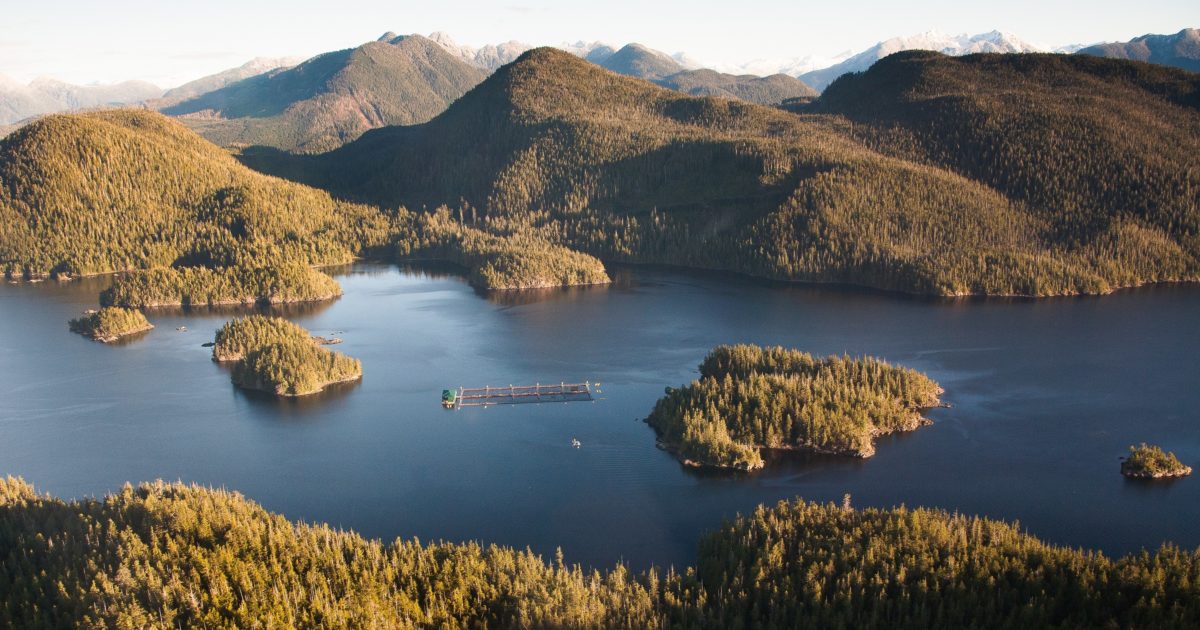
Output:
[[443, 382, 596, 409]]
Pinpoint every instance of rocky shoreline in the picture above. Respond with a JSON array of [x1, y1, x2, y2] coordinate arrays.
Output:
[[235, 372, 362, 398], [653, 411, 936, 472], [1120, 443, 1193, 480], [89, 322, 155, 343], [127, 292, 342, 309], [1122, 465, 1193, 480]]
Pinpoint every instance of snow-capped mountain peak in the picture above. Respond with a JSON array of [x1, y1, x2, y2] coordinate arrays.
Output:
[[797, 30, 1049, 91]]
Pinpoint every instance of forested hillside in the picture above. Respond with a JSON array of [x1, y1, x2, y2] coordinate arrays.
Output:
[[598, 43, 685, 80], [0, 110, 606, 294], [162, 35, 486, 153], [0, 110, 386, 281], [811, 50, 1200, 294], [246, 47, 1200, 296], [656, 68, 817, 105], [3, 477, 1198, 628], [4, 51, 1197, 298]]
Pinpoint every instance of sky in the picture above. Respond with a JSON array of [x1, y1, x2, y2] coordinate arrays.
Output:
[[1, 0, 1197, 87]]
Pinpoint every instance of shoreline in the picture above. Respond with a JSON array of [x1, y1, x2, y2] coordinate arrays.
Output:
[[236, 373, 362, 398], [1122, 465, 1193, 480], [650, 402, 940, 472], [398, 255, 612, 291], [87, 322, 155, 344], [598, 261, 1200, 300], [112, 292, 343, 309], [8, 259, 1198, 300]]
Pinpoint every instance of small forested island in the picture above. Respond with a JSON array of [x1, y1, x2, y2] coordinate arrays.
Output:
[[211, 313, 315, 362], [214, 315, 361, 397], [646, 344, 943, 470], [1122, 443, 1193, 479], [4, 476, 1200, 628], [67, 307, 153, 343]]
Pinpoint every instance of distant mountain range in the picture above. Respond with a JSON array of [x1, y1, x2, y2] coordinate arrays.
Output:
[[154, 57, 301, 107], [417, 27, 1199, 94], [423, 31, 534, 71], [160, 34, 487, 153], [0, 75, 161, 125], [150, 33, 815, 152], [1077, 28, 1200, 72], [4, 26, 1196, 145], [422, 34, 816, 105], [412, 29, 1058, 93]]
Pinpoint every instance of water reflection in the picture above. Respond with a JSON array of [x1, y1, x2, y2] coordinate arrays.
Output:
[[232, 378, 364, 416]]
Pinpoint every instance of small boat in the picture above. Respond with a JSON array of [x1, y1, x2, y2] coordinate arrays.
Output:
[[571, 438, 581, 448], [441, 389, 457, 409], [176, 326, 188, 332]]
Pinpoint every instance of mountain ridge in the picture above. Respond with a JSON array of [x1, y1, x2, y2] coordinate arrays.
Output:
[[240, 47, 1199, 296], [1077, 28, 1200, 72], [160, 34, 487, 152]]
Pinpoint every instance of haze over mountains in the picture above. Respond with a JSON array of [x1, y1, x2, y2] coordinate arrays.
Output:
[[153, 57, 302, 108], [0, 75, 161, 125], [796, 30, 1047, 91]]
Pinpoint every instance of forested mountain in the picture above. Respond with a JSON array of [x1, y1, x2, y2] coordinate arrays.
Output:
[[0, 74, 161, 125], [594, 43, 816, 104], [3, 477, 1199, 628], [657, 68, 817, 104], [592, 43, 816, 104], [811, 51, 1200, 293], [0, 110, 386, 280], [244, 47, 1199, 296], [1077, 28, 1200, 72], [0, 109, 606, 292], [599, 43, 687, 80], [161, 35, 486, 153]]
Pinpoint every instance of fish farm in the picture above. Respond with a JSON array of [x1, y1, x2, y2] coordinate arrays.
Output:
[[442, 382, 596, 409]]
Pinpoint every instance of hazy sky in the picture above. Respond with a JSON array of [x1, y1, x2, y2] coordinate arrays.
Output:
[[1, 0, 1196, 86]]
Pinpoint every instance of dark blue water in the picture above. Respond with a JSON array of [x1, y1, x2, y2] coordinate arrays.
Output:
[[1, 264, 1197, 570]]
